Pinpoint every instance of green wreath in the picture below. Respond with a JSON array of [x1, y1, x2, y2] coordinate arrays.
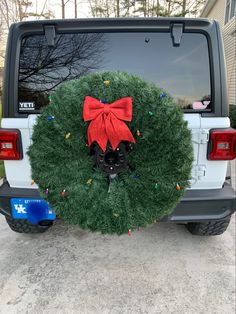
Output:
[[28, 72, 193, 235]]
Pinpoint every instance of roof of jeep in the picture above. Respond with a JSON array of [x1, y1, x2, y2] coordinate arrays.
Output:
[[12, 17, 214, 30]]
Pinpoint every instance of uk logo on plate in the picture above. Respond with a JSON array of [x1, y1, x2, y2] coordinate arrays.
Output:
[[11, 198, 55, 224]]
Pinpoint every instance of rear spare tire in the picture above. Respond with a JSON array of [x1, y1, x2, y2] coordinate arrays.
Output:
[[28, 71, 193, 235]]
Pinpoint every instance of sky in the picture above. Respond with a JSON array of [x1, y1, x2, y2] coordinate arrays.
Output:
[[33, 0, 91, 19]]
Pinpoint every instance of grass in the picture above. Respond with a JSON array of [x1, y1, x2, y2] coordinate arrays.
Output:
[[229, 105, 236, 129], [0, 162, 4, 178], [0, 103, 5, 178]]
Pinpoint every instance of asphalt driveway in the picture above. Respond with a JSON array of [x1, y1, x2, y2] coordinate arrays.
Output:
[[0, 162, 235, 314]]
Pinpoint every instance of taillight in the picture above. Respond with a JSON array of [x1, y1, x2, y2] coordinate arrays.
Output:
[[208, 129, 236, 160], [0, 130, 22, 160]]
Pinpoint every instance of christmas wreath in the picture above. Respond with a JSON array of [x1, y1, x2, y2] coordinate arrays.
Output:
[[28, 72, 193, 235]]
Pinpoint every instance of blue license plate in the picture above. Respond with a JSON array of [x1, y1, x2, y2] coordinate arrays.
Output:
[[11, 198, 55, 224]]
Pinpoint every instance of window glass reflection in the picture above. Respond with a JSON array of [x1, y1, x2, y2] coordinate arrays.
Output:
[[18, 32, 211, 111]]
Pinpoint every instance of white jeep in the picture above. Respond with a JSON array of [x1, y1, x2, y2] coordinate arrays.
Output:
[[0, 18, 235, 235]]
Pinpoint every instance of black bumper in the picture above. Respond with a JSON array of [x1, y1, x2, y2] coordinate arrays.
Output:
[[0, 181, 235, 222]]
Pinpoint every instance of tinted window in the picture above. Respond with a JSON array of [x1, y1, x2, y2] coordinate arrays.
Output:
[[18, 32, 211, 111]]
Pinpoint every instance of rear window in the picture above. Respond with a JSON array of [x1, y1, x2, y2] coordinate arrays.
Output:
[[18, 32, 211, 111]]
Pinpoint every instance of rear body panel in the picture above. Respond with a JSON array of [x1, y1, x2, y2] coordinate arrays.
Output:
[[2, 115, 230, 189], [1, 118, 32, 188]]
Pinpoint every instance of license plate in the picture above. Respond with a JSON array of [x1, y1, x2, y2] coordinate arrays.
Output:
[[11, 198, 55, 223]]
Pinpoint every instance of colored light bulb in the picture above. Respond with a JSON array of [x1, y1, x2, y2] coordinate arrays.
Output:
[[65, 132, 71, 139], [160, 92, 167, 98], [176, 184, 181, 191], [87, 179, 93, 185], [103, 80, 110, 86], [61, 189, 66, 197]]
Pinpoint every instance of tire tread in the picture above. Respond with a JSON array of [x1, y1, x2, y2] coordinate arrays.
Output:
[[186, 217, 231, 236], [5, 216, 51, 234]]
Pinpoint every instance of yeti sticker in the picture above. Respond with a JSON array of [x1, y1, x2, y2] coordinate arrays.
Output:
[[19, 102, 35, 111]]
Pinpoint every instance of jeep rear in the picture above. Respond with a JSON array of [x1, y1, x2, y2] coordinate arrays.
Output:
[[0, 18, 235, 235]]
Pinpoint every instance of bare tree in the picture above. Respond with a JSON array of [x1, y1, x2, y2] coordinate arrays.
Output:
[[116, 0, 120, 16], [170, 0, 206, 17], [18, 33, 106, 108], [89, 0, 113, 17], [0, 0, 53, 64], [61, 0, 73, 18], [0, 0, 53, 27], [74, 0, 77, 18], [61, 0, 65, 18]]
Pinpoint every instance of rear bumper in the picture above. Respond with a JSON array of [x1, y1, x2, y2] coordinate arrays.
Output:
[[0, 181, 235, 222], [161, 182, 236, 222]]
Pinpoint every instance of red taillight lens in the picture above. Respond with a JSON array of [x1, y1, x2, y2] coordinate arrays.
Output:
[[0, 130, 22, 160], [208, 129, 236, 160]]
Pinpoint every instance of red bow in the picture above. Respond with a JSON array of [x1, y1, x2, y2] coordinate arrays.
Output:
[[83, 96, 136, 152]]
